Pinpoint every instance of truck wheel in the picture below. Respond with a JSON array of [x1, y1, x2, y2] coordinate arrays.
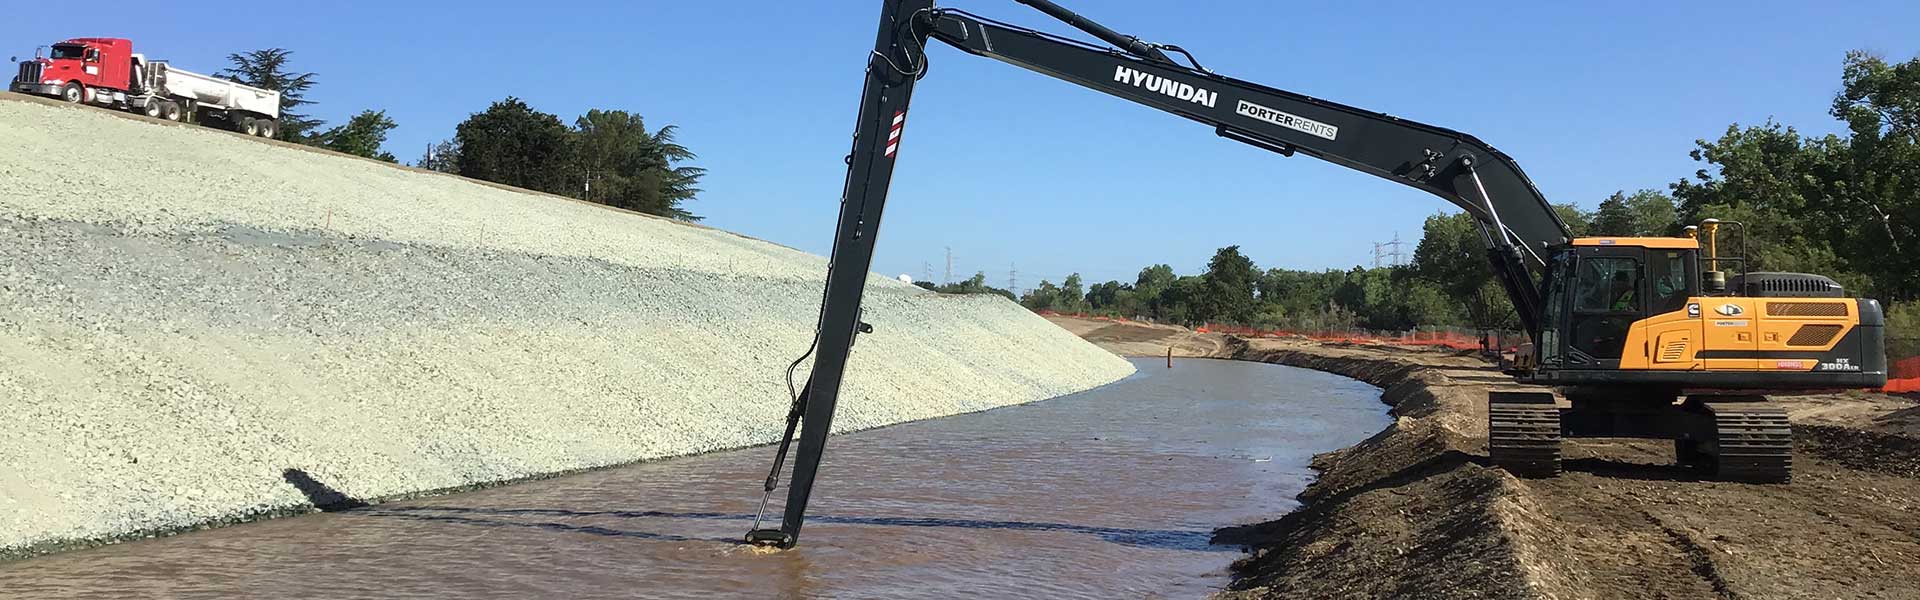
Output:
[[61, 83, 84, 103], [161, 102, 182, 122], [142, 101, 164, 119], [256, 118, 277, 139], [237, 116, 258, 137]]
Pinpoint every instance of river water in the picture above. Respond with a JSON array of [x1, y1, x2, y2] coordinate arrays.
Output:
[[2, 358, 1386, 599]]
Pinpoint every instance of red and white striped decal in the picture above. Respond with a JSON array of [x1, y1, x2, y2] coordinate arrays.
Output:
[[884, 111, 905, 157]]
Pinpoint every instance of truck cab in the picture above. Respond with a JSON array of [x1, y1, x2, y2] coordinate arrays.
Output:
[[12, 38, 135, 103]]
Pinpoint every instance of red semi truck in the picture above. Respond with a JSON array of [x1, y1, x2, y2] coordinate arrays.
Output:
[[10, 37, 283, 137]]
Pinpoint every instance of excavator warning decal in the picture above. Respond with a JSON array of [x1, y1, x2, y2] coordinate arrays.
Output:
[[885, 111, 904, 157]]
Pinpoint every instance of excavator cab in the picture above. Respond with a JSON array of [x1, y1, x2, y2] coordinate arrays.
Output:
[[1536, 238, 1701, 370]]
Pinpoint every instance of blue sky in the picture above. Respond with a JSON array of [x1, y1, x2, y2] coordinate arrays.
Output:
[[8, 1, 1916, 290]]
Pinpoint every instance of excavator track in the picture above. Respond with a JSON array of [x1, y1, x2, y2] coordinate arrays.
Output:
[[1489, 392, 1562, 478], [1702, 401, 1792, 483]]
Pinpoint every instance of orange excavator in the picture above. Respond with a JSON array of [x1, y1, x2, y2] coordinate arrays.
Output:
[[744, 0, 1889, 548]]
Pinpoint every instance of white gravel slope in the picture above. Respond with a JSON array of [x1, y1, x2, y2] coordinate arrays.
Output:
[[0, 97, 1134, 558]]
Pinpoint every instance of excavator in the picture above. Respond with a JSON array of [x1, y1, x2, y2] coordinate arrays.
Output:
[[744, 0, 1890, 549]]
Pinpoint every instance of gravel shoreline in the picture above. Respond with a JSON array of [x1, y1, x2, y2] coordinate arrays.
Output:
[[0, 97, 1133, 560]]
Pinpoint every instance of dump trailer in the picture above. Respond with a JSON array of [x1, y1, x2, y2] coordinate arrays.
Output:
[[11, 38, 282, 137], [741, 0, 1889, 549]]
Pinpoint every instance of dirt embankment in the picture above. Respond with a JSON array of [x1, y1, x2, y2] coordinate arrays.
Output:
[[1050, 316, 1920, 599]]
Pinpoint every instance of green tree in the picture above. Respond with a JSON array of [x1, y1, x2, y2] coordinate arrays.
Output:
[[1627, 190, 1679, 236], [1110, 289, 1141, 316], [1590, 192, 1637, 236], [1591, 190, 1679, 236], [1060, 274, 1089, 313], [1197, 245, 1258, 324], [1021, 280, 1062, 311], [933, 271, 1015, 300], [315, 110, 397, 162], [415, 139, 460, 173], [1135, 265, 1175, 296], [1830, 51, 1920, 300], [1258, 268, 1342, 317], [958, 271, 990, 293], [1134, 264, 1177, 318], [1086, 280, 1128, 311], [1412, 211, 1516, 329], [570, 109, 706, 221], [1554, 203, 1592, 237], [1364, 275, 1460, 330], [454, 97, 574, 194], [1161, 276, 1207, 325], [218, 48, 321, 141], [1670, 121, 1857, 284]]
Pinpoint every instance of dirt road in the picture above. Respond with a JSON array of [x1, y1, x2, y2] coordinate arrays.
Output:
[[1049, 316, 1920, 599]]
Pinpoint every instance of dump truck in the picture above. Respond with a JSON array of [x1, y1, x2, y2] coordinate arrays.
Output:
[[11, 38, 282, 137]]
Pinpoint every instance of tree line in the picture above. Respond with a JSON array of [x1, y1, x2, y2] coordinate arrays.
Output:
[[913, 272, 1018, 301], [218, 49, 703, 221], [1002, 51, 1918, 340]]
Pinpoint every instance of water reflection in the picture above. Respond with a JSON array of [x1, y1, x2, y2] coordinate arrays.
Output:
[[1, 357, 1388, 599]]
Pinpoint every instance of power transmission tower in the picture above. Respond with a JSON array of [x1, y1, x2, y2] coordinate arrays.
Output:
[[944, 246, 954, 285], [1371, 233, 1408, 268], [921, 262, 933, 284], [1009, 262, 1019, 295]]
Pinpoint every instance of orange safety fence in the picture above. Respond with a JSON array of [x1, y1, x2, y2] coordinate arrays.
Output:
[[1888, 338, 1920, 394], [1887, 357, 1920, 393]]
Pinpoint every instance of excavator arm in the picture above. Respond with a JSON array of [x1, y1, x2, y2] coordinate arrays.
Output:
[[746, 0, 1571, 548]]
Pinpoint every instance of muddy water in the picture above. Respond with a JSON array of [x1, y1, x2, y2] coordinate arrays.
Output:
[[2, 358, 1386, 599]]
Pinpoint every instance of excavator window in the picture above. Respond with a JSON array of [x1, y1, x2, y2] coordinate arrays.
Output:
[[1569, 256, 1642, 363], [1539, 252, 1571, 366], [1647, 251, 1693, 314], [1575, 258, 1640, 312]]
